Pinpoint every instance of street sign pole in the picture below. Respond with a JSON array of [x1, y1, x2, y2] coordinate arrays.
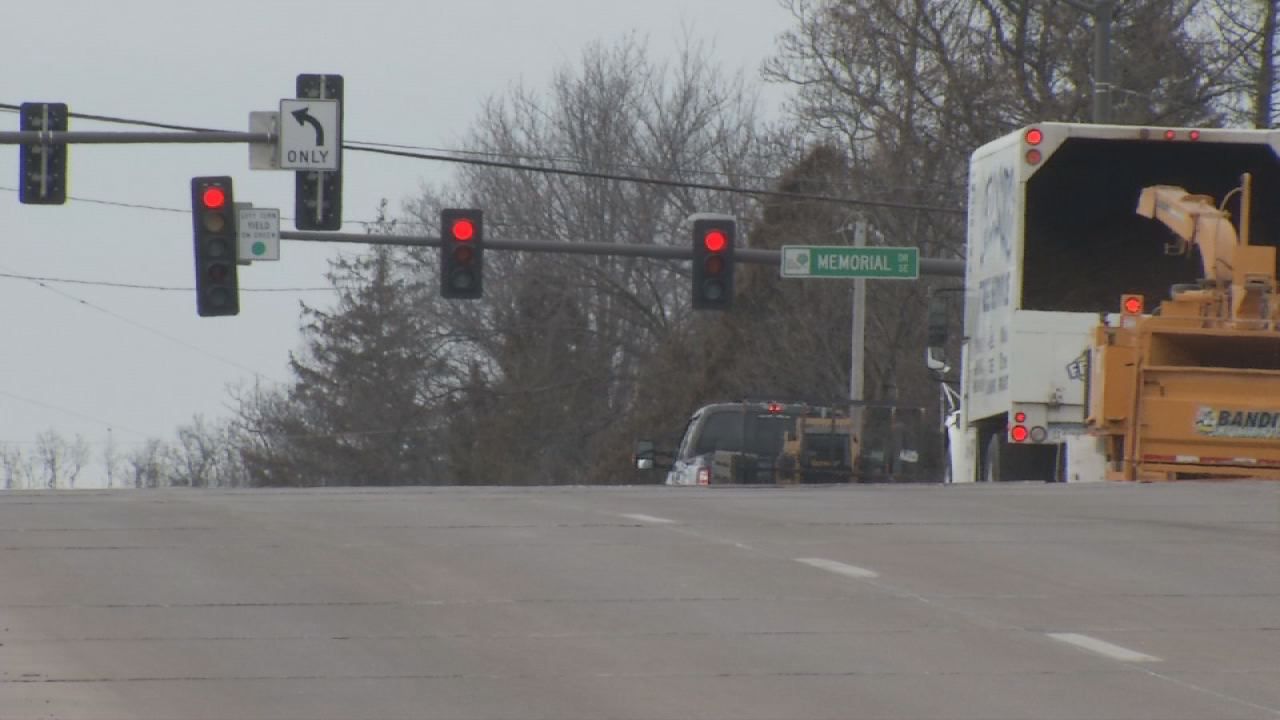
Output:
[[850, 222, 867, 431]]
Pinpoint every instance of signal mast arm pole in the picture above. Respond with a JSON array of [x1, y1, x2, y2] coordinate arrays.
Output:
[[0, 131, 272, 144], [278, 230, 967, 276]]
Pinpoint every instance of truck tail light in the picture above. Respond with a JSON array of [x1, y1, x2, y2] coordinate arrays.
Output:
[[697, 466, 711, 486]]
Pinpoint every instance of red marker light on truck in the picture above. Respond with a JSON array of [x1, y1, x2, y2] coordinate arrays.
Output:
[[1189, 130, 1201, 141], [1014, 412, 1027, 423], [1122, 295, 1144, 315], [1024, 128, 1043, 146], [1011, 425, 1030, 443]]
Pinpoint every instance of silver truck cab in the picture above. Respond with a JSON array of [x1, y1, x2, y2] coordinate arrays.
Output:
[[662, 401, 810, 486]]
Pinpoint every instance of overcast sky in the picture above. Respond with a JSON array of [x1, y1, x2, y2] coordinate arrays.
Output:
[[1, 0, 796, 485]]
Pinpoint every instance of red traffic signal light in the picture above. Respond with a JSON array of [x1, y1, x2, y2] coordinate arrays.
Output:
[[691, 217, 736, 310], [190, 176, 239, 317], [702, 229, 727, 253], [441, 209, 484, 299], [201, 186, 227, 209], [450, 218, 476, 242]]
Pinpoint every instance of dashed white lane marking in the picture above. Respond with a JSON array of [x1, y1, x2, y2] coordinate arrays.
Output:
[[1047, 633, 1162, 662], [621, 513, 676, 525], [795, 557, 879, 579]]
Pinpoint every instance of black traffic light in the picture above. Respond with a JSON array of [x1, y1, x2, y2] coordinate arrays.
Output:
[[294, 74, 343, 230], [440, 209, 483, 299], [19, 102, 68, 205], [691, 217, 736, 310], [191, 177, 239, 317], [927, 294, 950, 347]]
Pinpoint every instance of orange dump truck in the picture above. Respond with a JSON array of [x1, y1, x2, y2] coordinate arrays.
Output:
[[1086, 177, 1280, 480]]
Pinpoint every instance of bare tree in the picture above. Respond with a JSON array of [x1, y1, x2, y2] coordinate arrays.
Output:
[[404, 33, 781, 483], [1206, 0, 1279, 126], [65, 435, 89, 489], [102, 431, 120, 489], [33, 431, 87, 489], [2, 445, 35, 490], [168, 416, 220, 488], [127, 439, 168, 489]]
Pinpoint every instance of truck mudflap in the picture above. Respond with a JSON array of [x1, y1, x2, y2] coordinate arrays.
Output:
[[1128, 366, 1280, 480]]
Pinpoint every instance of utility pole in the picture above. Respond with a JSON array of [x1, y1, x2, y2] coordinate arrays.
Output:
[[1063, 0, 1115, 124], [1258, 0, 1277, 129], [1093, 0, 1114, 124]]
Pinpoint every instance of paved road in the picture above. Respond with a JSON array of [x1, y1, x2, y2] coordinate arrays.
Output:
[[1, 482, 1277, 719]]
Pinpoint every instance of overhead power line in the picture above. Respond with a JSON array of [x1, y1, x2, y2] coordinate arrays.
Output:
[[0, 388, 150, 439], [0, 271, 334, 293], [0, 263, 271, 380], [0, 103, 966, 216], [349, 144, 966, 215], [0, 184, 404, 228]]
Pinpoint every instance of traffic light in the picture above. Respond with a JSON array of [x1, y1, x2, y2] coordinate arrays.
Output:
[[294, 74, 343, 230], [691, 217, 736, 310], [440, 209, 483, 299], [19, 102, 68, 205], [191, 177, 239, 317]]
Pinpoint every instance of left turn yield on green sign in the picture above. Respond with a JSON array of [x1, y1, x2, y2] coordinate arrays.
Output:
[[236, 205, 280, 262]]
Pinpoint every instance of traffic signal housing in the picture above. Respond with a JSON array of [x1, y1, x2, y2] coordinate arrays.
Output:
[[691, 216, 736, 310], [440, 209, 483, 299], [191, 177, 239, 317], [19, 102, 68, 205], [294, 74, 343, 230]]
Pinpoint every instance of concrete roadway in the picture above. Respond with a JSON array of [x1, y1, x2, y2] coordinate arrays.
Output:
[[0, 481, 1277, 719]]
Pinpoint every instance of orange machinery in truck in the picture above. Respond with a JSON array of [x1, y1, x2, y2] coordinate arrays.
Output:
[[1086, 175, 1280, 480]]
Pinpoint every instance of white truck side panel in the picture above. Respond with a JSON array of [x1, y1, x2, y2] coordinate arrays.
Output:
[[962, 133, 1023, 427]]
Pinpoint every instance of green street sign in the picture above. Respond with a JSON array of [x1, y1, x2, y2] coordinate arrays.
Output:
[[780, 245, 919, 279]]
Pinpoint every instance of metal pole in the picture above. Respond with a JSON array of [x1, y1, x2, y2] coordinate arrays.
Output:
[[278, 229, 969, 277], [1093, 0, 1114, 123], [313, 76, 332, 228], [850, 221, 867, 430], [0, 131, 272, 144]]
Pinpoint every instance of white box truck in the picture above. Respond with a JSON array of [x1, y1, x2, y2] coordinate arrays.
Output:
[[944, 123, 1280, 483]]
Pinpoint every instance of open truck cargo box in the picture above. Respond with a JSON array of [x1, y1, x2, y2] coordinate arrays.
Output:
[[956, 123, 1280, 482]]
